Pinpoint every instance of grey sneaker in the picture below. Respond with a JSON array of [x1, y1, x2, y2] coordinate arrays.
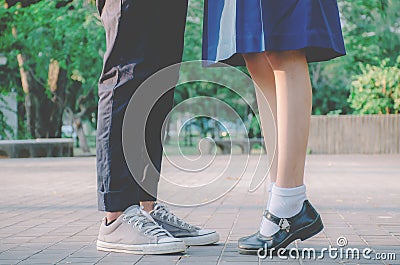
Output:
[[150, 203, 220, 246], [97, 205, 186, 254]]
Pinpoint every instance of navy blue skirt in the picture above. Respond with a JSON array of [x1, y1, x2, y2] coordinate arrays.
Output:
[[202, 0, 346, 66]]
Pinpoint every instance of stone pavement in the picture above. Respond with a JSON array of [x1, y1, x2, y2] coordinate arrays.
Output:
[[0, 155, 399, 265]]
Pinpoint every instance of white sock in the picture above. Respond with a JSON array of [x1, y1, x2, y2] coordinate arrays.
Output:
[[259, 184, 307, 237], [259, 182, 275, 234], [265, 182, 275, 210]]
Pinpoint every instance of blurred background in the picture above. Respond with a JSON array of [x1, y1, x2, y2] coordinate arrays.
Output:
[[0, 0, 399, 157]]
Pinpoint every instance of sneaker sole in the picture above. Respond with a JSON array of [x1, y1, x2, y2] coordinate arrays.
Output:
[[180, 231, 220, 246], [96, 240, 186, 255]]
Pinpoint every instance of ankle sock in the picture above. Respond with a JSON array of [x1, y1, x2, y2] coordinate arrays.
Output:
[[258, 182, 275, 236], [259, 184, 307, 237], [266, 182, 275, 210]]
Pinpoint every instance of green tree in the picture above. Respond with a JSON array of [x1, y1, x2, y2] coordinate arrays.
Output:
[[0, 110, 14, 139], [0, 0, 104, 148], [310, 0, 400, 115], [340, 0, 400, 67]]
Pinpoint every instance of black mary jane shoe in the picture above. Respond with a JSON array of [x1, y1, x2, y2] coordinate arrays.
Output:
[[238, 200, 323, 254]]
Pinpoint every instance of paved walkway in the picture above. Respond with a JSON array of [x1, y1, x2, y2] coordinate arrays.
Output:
[[0, 155, 399, 265]]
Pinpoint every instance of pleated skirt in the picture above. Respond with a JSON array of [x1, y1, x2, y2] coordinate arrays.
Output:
[[202, 0, 346, 66]]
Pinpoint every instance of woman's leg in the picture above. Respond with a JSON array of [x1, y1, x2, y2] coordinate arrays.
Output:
[[255, 49, 311, 236], [243, 52, 279, 237], [266, 50, 312, 188], [244, 50, 312, 236], [239, 50, 323, 252], [242, 53, 278, 184]]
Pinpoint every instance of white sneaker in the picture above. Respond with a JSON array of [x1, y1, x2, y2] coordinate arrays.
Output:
[[150, 203, 220, 246], [97, 205, 186, 254]]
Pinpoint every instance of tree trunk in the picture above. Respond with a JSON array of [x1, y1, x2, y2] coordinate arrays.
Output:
[[47, 59, 67, 138], [16, 52, 36, 137], [17, 55, 66, 138], [70, 87, 95, 154], [73, 116, 90, 154]]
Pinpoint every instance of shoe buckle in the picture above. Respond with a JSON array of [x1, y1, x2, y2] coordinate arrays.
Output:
[[279, 218, 290, 232]]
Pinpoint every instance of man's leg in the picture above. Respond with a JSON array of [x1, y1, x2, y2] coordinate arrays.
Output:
[[128, 0, 220, 246], [96, 0, 187, 254], [97, 0, 187, 217], [138, 0, 189, 205], [96, 0, 149, 215]]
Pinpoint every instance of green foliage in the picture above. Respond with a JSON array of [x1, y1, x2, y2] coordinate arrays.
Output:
[[178, 0, 257, 137], [181, 0, 400, 117], [342, 0, 400, 115], [0, 0, 105, 137], [349, 58, 400, 114], [311, 0, 400, 115], [340, 0, 400, 67], [0, 0, 104, 91], [310, 58, 352, 115], [1, 0, 399, 140], [182, 0, 203, 62], [0, 110, 14, 139], [249, 113, 261, 138]]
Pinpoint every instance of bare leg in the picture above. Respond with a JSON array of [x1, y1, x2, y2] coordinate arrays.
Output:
[[243, 53, 278, 183], [106, 212, 122, 223], [140, 201, 155, 212], [266, 50, 312, 188], [238, 50, 323, 249], [243, 50, 311, 237]]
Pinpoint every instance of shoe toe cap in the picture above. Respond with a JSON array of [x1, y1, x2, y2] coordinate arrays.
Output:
[[197, 229, 217, 236], [238, 233, 266, 249]]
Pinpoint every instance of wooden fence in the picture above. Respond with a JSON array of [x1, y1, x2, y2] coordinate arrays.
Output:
[[308, 114, 400, 154]]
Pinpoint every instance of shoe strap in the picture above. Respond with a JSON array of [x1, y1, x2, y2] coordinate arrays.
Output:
[[263, 210, 292, 233]]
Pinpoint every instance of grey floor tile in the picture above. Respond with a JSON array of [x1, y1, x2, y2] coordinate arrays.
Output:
[[0, 155, 399, 265]]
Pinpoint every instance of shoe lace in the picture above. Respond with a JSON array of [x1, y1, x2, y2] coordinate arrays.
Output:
[[123, 207, 172, 237], [153, 203, 192, 229]]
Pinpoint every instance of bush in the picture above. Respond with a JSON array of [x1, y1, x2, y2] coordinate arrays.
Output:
[[348, 58, 400, 114]]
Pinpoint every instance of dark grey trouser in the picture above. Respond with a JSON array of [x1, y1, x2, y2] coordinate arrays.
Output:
[[96, 0, 188, 212]]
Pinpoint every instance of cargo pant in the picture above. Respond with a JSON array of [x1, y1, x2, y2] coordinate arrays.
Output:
[[96, 0, 188, 212]]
